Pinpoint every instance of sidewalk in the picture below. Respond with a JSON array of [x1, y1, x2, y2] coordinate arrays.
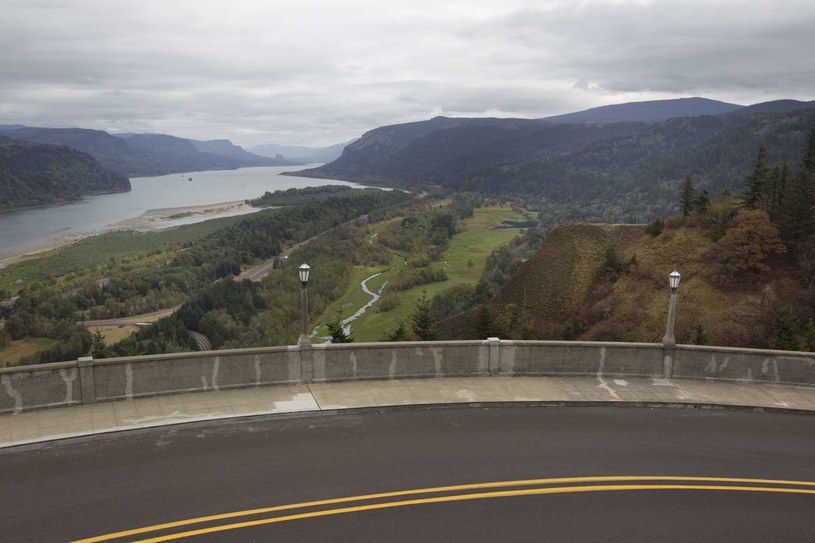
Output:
[[2, 376, 815, 449]]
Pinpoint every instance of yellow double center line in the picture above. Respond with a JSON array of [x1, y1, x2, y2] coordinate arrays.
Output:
[[73, 475, 815, 542]]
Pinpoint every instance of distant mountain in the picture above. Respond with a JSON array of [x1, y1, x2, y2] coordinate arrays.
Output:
[[542, 97, 742, 124], [0, 135, 130, 210], [297, 98, 815, 220], [250, 140, 354, 163], [732, 99, 815, 115], [0, 126, 298, 177]]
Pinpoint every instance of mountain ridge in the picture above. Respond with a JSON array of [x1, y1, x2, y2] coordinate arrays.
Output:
[[0, 135, 131, 211]]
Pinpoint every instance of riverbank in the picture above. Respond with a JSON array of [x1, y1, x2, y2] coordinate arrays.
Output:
[[112, 200, 255, 229], [0, 201, 258, 269]]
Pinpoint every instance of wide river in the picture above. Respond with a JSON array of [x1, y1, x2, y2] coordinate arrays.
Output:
[[0, 165, 365, 259]]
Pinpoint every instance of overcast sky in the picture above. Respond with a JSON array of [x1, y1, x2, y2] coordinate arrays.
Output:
[[1, 0, 814, 147]]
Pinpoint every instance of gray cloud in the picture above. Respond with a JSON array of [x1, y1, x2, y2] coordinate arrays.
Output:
[[0, 0, 813, 147]]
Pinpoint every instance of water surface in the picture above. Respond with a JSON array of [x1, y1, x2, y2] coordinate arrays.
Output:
[[0, 166, 363, 257]]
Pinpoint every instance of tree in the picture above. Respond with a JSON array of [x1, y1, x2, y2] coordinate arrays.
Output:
[[91, 329, 108, 359], [600, 245, 622, 275], [745, 144, 770, 209], [716, 209, 786, 279], [385, 321, 408, 342], [645, 217, 664, 237], [694, 189, 710, 214], [679, 175, 697, 217], [692, 324, 710, 345], [0, 328, 11, 349], [4, 314, 27, 340], [773, 309, 799, 351], [325, 310, 353, 343], [411, 292, 437, 341], [777, 168, 815, 249], [705, 191, 739, 242]]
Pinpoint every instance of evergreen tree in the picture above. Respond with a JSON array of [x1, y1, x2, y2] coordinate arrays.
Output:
[[411, 292, 437, 341], [325, 309, 353, 343], [778, 168, 815, 249], [692, 324, 710, 345], [745, 144, 769, 209], [91, 329, 108, 358], [803, 320, 815, 353], [773, 309, 799, 351], [694, 189, 710, 213], [386, 321, 408, 342], [800, 128, 815, 173], [679, 175, 697, 216], [600, 244, 623, 275]]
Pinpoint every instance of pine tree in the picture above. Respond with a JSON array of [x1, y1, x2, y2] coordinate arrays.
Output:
[[91, 329, 108, 358], [325, 310, 353, 343], [679, 175, 697, 216], [386, 321, 408, 342], [800, 128, 815, 173], [778, 168, 815, 249], [773, 309, 799, 351], [411, 292, 437, 341], [745, 144, 769, 209]]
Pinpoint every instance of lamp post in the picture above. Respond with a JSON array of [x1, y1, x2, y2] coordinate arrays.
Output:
[[661, 270, 681, 347], [298, 263, 311, 346]]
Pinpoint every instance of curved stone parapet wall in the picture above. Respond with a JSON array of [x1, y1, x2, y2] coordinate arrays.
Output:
[[1, 340, 813, 414]]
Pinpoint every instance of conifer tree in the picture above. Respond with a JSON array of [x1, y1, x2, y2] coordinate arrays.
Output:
[[411, 292, 437, 341], [679, 175, 697, 216], [745, 144, 769, 209]]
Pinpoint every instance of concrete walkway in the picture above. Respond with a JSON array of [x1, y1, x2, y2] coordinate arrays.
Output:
[[2, 376, 815, 449]]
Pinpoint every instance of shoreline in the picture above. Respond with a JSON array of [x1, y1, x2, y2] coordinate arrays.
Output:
[[0, 201, 257, 269]]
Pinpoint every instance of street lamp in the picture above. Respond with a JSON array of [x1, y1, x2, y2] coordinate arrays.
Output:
[[298, 263, 311, 346], [661, 270, 681, 347]]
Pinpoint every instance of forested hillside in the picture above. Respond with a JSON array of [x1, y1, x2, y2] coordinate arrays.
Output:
[[442, 130, 815, 351], [0, 126, 296, 177], [0, 135, 131, 210], [298, 100, 815, 221]]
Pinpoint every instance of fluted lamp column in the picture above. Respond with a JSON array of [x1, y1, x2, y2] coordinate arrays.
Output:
[[298, 263, 311, 346], [661, 270, 681, 347]]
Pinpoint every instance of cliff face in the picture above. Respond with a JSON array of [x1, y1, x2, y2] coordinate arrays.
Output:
[[0, 135, 130, 210]]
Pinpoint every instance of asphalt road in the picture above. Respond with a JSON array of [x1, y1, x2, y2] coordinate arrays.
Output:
[[1, 406, 814, 542]]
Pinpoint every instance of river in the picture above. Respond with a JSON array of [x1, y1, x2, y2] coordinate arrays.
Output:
[[0, 165, 366, 259]]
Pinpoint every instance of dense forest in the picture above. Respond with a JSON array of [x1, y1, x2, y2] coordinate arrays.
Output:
[[0, 135, 131, 210]]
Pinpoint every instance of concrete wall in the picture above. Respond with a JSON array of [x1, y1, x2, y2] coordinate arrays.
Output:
[[1, 340, 813, 414], [673, 345, 815, 386]]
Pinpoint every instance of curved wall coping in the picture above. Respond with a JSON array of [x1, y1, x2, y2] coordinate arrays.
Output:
[[1, 340, 813, 414]]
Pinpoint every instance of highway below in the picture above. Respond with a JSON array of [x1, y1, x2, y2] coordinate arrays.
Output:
[[1, 406, 814, 542]]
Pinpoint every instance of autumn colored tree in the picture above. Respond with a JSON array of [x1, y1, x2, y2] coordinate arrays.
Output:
[[716, 209, 786, 280]]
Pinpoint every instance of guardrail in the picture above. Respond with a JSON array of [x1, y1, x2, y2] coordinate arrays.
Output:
[[1, 340, 813, 414]]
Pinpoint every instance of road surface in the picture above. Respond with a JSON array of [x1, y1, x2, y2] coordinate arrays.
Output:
[[1, 406, 813, 542]]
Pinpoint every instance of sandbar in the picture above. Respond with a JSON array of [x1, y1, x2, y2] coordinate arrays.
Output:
[[0, 201, 257, 269]]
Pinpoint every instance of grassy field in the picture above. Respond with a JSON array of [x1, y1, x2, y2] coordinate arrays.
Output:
[[0, 337, 59, 367], [0, 214, 246, 293], [312, 206, 529, 342], [88, 325, 138, 345]]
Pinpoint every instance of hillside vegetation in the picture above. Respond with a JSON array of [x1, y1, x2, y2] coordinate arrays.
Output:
[[0, 135, 130, 210], [298, 100, 815, 221], [450, 130, 815, 350]]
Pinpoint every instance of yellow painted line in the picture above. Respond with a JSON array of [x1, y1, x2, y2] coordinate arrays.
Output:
[[132, 484, 815, 543], [72, 476, 815, 543]]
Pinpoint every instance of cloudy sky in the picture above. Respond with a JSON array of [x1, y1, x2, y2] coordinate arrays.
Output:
[[1, 0, 814, 147]]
